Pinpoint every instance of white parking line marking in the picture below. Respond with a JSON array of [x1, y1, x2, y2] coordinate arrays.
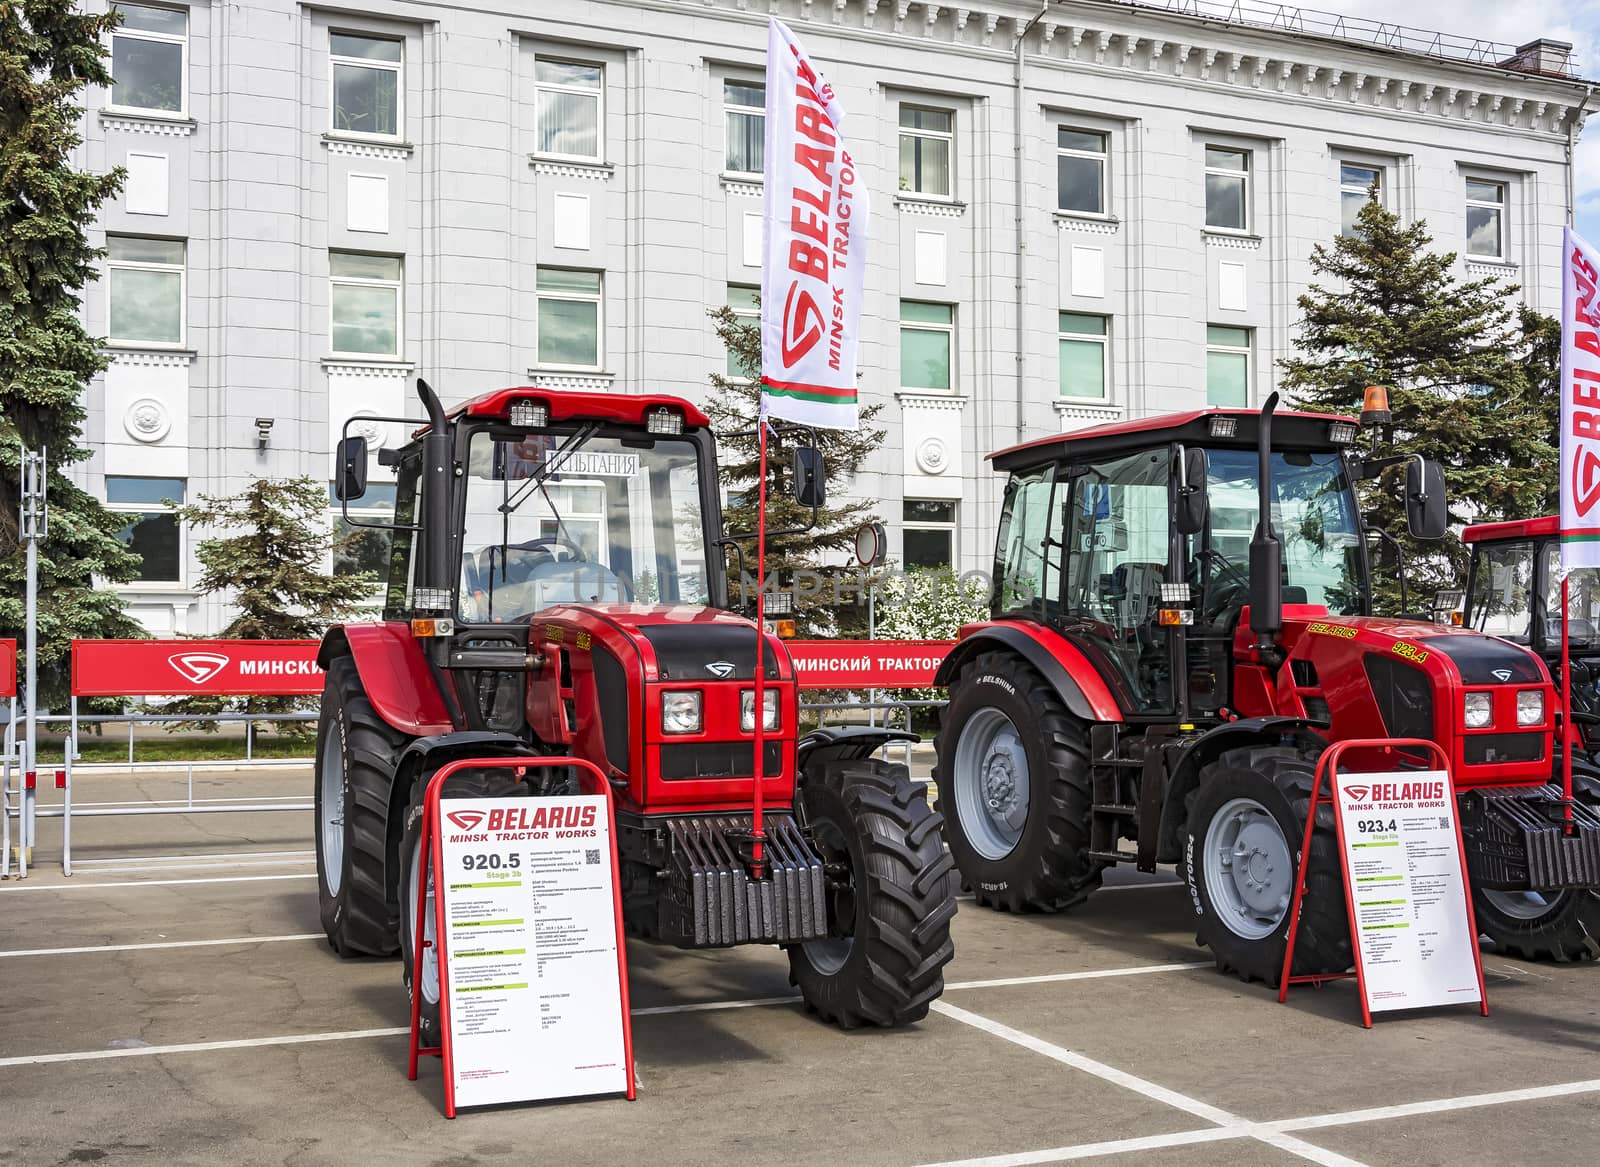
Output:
[[0, 873, 317, 893], [1270, 1077, 1600, 1133], [633, 995, 800, 1016], [929, 1000, 1366, 1167], [912, 1126, 1244, 1167], [0, 1028, 410, 1069], [945, 962, 1209, 991], [0, 934, 324, 959]]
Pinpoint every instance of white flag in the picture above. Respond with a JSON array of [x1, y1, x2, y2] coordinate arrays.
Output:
[[759, 18, 867, 431], [1562, 226, 1600, 568]]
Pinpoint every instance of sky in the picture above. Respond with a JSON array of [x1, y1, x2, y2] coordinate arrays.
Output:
[[1323, 1, 1600, 247]]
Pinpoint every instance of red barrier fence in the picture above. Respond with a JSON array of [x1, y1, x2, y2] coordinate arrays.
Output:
[[67, 637, 955, 697], [71, 639, 324, 697], [0, 640, 14, 699]]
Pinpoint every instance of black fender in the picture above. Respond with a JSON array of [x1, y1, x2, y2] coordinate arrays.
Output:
[[1154, 717, 1328, 864], [390, 731, 536, 823], [932, 626, 1104, 723], [797, 726, 919, 783]]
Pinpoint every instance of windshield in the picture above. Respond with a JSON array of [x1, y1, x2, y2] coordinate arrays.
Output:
[[1538, 542, 1600, 650], [1199, 448, 1364, 614], [1469, 540, 1535, 644], [458, 429, 711, 623]]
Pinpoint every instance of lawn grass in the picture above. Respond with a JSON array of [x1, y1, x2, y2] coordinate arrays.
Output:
[[41, 735, 312, 764]]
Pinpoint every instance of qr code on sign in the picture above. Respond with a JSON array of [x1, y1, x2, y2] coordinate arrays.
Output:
[[585, 849, 601, 865], [1438, 817, 1451, 829]]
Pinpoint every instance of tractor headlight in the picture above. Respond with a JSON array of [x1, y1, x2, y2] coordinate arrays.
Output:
[[1464, 692, 1493, 729], [741, 689, 779, 732], [1517, 689, 1545, 727], [661, 690, 703, 734]]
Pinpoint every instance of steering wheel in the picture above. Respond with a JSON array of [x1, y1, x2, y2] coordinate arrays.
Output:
[[511, 535, 587, 563], [1194, 547, 1249, 622]]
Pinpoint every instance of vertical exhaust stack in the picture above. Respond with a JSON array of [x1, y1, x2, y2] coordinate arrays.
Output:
[[417, 377, 454, 599], [1249, 392, 1283, 662]]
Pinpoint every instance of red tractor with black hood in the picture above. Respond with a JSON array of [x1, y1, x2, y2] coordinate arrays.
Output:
[[314, 379, 955, 1031], [933, 392, 1600, 982]]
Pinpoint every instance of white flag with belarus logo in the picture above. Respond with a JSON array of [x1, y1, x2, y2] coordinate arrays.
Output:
[[1562, 226, 1600, 568], [759, 18, 866, 431]]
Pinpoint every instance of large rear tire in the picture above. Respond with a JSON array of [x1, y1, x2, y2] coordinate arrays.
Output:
[[1473, 767, 1600, 962], [1182, 745, 1351, 986], [315, 655, 411, 957], [786, 759, 956, 1029], [399, 766, 530, 1048], [933, 651, 1101, 912]]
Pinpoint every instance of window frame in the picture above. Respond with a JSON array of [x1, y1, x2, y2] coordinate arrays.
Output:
[[533, 56, 605, 163], [327, 31, 404, 142], [898, 104, 955, 200], [535, 267, 605, 371], [723, 79, 765, 177], [107, 236, 186, 349], [106, 475, 187, 588], [1205, 325, 1253, 408], [1056, 127, 1109, 217], [328, 251, 403, 360], [106, 3, 189, 118], [1203, 145, 1251, 233], [1058, 312, 1110, 401], [1338, 161, 1384, 239], [1465, 177, 1509, 261], [899, 300, 955, 392], [902, 500, 958, 571], [724, 283, 758, 378]]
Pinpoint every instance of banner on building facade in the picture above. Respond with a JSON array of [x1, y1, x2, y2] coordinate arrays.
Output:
[[759, 17, 867, 432], [71, 639, 324, 697], [1562, 226, 1600, 568]]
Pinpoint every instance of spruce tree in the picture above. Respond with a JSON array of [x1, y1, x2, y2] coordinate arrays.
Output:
[[1279, 195, 1552, 612], [0, 3, 143, 705], [167, 478, 377, 735], [707, 300, 885, 635]]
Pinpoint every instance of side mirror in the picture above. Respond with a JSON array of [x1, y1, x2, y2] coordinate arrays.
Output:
[[334, 436, 369, 501], [793, 446, 826, 509], [1404, 458, 1446, 540], [1174, 446, 1209, 536]]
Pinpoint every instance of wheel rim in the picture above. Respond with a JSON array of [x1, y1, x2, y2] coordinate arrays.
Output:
[[952, 707, 1031, 860], [406, 836, 440, 1006], [1480, 887, 1568, 922], [318, 726, 344, 896], [801, 817, 856, 975], [1202, 797, 1294, 941]]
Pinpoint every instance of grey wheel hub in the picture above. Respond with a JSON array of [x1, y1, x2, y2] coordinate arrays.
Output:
[[318, 728, 345, 896], [953, 707, 1031, 860], [1481, 887, 1567, 922], [1202, 797, 1293, 941]]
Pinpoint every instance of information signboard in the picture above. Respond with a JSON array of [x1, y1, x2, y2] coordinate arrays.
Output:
[[437, 794, 629, 1108], [1330, 771, 1485, 1014]]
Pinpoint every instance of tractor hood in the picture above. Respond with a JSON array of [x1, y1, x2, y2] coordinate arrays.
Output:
[[536, 603, 789, 682], [1274, 611, 1551, 686]]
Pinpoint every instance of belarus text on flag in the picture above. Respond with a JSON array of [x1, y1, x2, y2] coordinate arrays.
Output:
[[759, 18, 868, 432], [1563, 226, 1600, 568]]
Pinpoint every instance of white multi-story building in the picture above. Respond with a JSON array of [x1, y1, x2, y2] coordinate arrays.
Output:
[[78, 0, 1590, 632]]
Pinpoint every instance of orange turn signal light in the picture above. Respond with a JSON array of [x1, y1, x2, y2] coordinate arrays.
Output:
[[411, 617, 455, 638], [774, 619, 798, 639], [1450, 611, 1464, 626], [1158, 609, 1194, 626]]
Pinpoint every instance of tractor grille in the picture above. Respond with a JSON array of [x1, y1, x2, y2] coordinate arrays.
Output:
[[660, 813, 828, 946], [1364, 654, 1433, 739], [1463, 733, 1544, 766], [660, 741, 782, 781]]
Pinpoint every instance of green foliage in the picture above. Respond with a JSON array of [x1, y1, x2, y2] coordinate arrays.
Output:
[[0, 3, 142, 705], [873, 566, 987, 703], [165, 477, 377, 735], [707, 300, 885, 635], [1279, 195, 1557, 612]]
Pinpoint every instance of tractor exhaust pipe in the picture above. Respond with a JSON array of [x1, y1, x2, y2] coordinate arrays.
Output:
[[417, 378, 454, 599], [1249, 393, 1283, 661]]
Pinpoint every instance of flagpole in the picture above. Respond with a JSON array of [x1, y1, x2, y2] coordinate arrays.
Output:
[[750, 411, 769, 876], [1563, 572, 1575, 829]]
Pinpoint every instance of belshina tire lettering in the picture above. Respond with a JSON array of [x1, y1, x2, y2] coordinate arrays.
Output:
[[977, 674, 1018, 696]]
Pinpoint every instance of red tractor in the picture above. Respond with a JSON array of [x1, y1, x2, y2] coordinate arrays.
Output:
[[933, 394, 1600, 981], [315, 380, 955, 1031]]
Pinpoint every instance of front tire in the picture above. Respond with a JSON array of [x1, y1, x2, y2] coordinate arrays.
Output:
[[933, 651, 1101, 912], [786, 760, 956, 1029], [315, 655, 411, 957], [1182, 745, 1351, 986]]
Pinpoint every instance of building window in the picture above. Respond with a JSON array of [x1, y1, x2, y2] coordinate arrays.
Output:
[[725, 284, 758, 377], [1057, 128, 1108, 215], [1059, 313, 1109, 399], [330, 33, 402, 139], [1206, 326, 1252, 407], [899, 106, 953, 198], [535, 59, 602, 161], [724, 81, 764, 175], [1204, 146, 1249, 232], [903, 500, 957, 570], [107, 236, 184, 346], [330, 481, 397, 586], [901, 301, 953, 391], [1340, 163, 1382, 238], [1467, 179, 1507, 259], [109, 4, 187, 115], [537, 268, 602, 368], [108, 476, 185, 584], [329, 252, 402, 357]]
